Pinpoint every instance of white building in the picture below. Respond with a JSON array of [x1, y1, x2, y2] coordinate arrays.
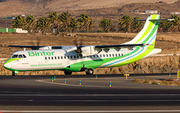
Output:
[[145, 10, 158, 14], [170, 12, 180, 15]]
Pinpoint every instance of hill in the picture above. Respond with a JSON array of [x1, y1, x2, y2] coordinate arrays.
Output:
[[0, 0, 178, 17], [0, 0, 180, 29]]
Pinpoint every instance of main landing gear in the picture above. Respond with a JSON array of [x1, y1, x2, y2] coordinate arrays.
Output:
[[64, 68, 94, 75], [85, 68, 94, 75], [12, 71, 15, 76], [64, 71, 72, 75]]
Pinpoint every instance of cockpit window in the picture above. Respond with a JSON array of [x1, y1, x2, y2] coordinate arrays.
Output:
[[12, 55, 18, 58], [23, 55, 26, 58], [12, 54, 27, 58], [19, 55, 23, 58]]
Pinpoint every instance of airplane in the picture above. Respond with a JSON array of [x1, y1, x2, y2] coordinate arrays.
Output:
[[3, 14, 172, 76]]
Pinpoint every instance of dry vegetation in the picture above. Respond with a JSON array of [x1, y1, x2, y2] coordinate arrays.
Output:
[[133, 78, 180, 86], [0, 32, 180, 75]]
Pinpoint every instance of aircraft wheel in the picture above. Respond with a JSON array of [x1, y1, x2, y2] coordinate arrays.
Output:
[[64, 71, 72, 75], [85, 68, 94, 75], [12, 71, 15, 76]]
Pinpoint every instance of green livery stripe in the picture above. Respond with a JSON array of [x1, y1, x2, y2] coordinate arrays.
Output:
[[112, 47, 152, 67], [4, 58, 22, 65], [63, 46, 141, 71], [4, 66, 62, 72], [135, 15, 158, 44], [142, 21, 159, 44]]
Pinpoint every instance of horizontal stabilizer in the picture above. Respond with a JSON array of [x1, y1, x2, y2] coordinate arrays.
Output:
[[134, 19, 175, 21]]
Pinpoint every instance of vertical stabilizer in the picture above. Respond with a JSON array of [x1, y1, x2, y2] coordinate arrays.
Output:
[[125, 14, 160, 48]]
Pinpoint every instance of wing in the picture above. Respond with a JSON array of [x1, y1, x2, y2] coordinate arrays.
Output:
[[94, 44, 149, 52], [8, 45, 62, 50]]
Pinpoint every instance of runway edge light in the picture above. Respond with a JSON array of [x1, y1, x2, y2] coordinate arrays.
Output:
[[169, 73, 171, 77], [52, 77, 54, 82], [65, 78, 66, 84]]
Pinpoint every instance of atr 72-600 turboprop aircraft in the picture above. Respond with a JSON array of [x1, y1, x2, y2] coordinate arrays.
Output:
[[3, 14, 173, 76]]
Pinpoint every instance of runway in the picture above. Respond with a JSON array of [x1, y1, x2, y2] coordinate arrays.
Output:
[[0, 74, 180, 112]]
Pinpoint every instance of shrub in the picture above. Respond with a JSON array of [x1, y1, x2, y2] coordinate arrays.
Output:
[[144, 78, 150, 84], [97, 30, 104, 33], [133, 78, 139, 83], [177, 82, 180, 86], [152, 81, 158, 85]]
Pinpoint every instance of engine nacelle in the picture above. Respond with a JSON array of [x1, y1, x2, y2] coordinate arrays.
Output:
[[81, 46, 99, 56], [39, 46, 52, 50], [63, 46, 100, 56]]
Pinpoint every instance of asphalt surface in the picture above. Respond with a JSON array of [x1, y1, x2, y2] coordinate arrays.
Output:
[[0, 73, 180, 113]]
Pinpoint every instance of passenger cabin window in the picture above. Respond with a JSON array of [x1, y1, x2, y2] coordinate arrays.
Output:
[[55, 56, 57, 59], [58, 56, 60, 59], [45, 57, 47, 60]]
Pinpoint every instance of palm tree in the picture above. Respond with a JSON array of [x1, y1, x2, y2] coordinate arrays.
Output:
[[69, 18, 78, 33], [58, 12, 71, 32], [118, 15, 132, 33], [35, 17, 51, 33], [99, 18, 113, 32], [26, 15, 35, 32], [11, 15, 26, 29], [132, 17, 142, 32], [77, 14, 94, 32], [169, 14, 180, 32], [159, 20, 171, 32], [48, 12, 61, 33]]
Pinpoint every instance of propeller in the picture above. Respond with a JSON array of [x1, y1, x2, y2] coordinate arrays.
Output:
[[73, 39, 83, 56], [29, 37, 41, 50]]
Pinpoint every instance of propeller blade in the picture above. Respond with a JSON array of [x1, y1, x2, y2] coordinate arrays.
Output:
[[36, 37, 41, 50], [73, 39, 83, 56]]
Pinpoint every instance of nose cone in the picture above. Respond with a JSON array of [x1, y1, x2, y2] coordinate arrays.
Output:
[[3, 60, 11, 69]]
